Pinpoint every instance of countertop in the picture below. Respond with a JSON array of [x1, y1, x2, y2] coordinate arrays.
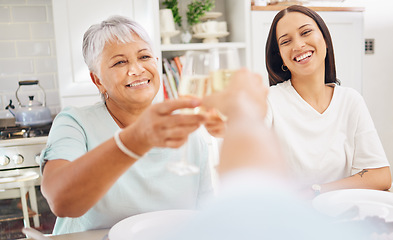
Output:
[[0, 118, 17, 128]]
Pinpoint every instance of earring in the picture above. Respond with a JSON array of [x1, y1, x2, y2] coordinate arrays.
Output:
[[104, 92, 109, 100], [127, 71, 132, 76], [281, 64, 288, 72]]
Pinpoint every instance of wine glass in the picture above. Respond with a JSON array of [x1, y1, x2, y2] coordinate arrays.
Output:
[[167, 51, 211, 176], [167, 48, 241, 175], [208, 47, 241, 93], [208, 47, 241, 120]]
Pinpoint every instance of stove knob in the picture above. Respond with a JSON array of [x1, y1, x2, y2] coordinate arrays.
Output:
[[0, 156, 10, 166], [12, 154, 24, 165]]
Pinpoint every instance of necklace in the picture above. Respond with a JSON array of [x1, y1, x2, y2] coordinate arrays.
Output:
[[106, 104, 125, 128]]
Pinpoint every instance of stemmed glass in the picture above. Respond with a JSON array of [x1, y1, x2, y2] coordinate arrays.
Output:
[[167, 48, 241, 176], [208, 47, 241, 93], [207, 47, 241, 122], [167, 51, 211, 176]]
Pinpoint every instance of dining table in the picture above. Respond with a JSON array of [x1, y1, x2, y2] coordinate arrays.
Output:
[[20, 209, 197, 240], [23, 228, 110, 240], [20, 189, 393, 240]]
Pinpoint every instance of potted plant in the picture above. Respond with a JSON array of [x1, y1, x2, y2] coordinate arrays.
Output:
[[163, 0, 215, 43], [163, 0, 182, 28], [186, 0, 215, 27]]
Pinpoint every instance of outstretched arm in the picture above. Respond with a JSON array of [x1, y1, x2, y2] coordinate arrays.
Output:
[[202, 68, 287, 178], [42, 98, 206, 217], [316, 167, 391, 194]]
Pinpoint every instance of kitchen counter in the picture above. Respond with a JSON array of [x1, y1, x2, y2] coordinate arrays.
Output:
[[0, 118, 17, 128], [252, 5, 365, 12]]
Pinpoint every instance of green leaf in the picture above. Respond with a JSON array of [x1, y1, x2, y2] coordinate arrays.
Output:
[[187, 0, 216, 26]]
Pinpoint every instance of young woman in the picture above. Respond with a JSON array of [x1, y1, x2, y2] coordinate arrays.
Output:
[[265, 5, 391, 195]]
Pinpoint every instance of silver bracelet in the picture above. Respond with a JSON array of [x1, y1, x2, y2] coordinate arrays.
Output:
[[114, 129, 142, 159]]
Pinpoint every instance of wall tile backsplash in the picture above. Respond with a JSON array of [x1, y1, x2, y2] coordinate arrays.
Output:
[[12, 6, 47, 22], [0, 0, 60, 119]]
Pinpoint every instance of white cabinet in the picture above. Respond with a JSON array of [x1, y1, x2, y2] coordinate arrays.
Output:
[[53, 0, 251, 107], [250, 8, 364, 93], [159, 0, 252, 67], [158, 0, 251, 102], [52, 0, 160, 108]]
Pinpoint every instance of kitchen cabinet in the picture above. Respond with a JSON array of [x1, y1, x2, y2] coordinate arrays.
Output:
[[159, 0, 252, 68], [250, 6, 364, 93], [52, 0, 160, 107], [52, 0, 251, 107]]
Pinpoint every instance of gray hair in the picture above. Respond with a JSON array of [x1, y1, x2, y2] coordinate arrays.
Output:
[[82, 15, 154, 76]]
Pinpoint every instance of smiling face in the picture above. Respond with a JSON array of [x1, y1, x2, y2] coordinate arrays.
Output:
[[92, 33, 160, 110], [276, 12, 327, 81]]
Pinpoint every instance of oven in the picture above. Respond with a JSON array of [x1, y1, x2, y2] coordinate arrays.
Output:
[[0, 123, 55, 239]]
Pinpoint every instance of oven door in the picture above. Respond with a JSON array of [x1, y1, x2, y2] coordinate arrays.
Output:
[[0, 167, 55, 239]]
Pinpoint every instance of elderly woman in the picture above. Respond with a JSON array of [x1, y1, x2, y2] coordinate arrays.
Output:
[[40, 15, 217, 234]]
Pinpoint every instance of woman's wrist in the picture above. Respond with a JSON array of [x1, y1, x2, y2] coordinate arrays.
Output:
[[114, 129, 144, 159]]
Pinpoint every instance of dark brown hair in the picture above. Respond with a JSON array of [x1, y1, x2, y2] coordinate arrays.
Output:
[[265, 5, 339, 86]]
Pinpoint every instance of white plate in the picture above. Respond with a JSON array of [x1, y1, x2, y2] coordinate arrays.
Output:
[[312, 189, 393, 221], [199, 12, 222, 21], [108, 210, 196, 240]]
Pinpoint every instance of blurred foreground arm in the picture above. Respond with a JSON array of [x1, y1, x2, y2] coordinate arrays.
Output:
[[202, 68, 287, 177]]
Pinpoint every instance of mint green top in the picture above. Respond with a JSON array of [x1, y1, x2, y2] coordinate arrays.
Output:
[[41, 102, 213, 235]]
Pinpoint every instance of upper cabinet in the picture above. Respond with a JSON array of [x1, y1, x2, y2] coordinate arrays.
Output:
[[52, 0, 160, 108], [250, 6, 364, 93], [52, 0, 251, 107], [159, 0, 251, 66]]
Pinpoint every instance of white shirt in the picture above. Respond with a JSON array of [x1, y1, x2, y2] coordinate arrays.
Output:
[[265, 80, 389, 185]]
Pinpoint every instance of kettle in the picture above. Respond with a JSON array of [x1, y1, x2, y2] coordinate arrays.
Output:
[[5, 80, 52, 127]]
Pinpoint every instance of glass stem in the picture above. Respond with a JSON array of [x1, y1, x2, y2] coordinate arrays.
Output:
[[181, 138, 189, 164]]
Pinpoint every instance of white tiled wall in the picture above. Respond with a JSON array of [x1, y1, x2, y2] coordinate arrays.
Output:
[[0, 0, 60, 119]]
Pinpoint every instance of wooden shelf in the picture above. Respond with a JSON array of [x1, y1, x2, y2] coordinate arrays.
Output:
[[251, 5, 365, 12], [161, 42, 247, 52]]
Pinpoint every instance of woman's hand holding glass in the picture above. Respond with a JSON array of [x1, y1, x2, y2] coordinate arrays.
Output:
[[201, 69, 278, 177], [127, 98, 206, 153]]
